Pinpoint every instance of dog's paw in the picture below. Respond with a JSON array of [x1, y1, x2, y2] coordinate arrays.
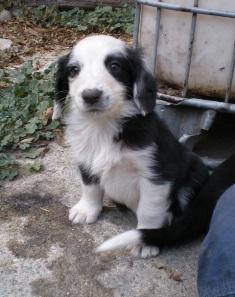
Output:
[[69, 200, 101, 224], [130, 244, 160, 258]]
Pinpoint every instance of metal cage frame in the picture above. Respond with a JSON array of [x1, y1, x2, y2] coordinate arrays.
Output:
[[133, 0, 235, 114]]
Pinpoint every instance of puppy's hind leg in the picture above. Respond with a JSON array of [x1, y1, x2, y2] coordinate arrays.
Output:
[[96, 179, 172, 257], [133, 179, 172, 258]]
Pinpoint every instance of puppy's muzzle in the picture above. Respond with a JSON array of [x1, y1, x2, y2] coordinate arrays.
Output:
[[82, 88, 103, 105]]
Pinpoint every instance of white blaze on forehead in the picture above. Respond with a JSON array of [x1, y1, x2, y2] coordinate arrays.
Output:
[[67, 34, 136, 118], [71, 35, 126, 64]]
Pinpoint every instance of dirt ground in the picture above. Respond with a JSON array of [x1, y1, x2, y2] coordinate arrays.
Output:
[[0, 142, 201, 297], [0, 19, 131, 69]]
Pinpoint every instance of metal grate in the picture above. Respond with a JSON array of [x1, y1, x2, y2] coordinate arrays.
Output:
[[133, 0, 235, 113]]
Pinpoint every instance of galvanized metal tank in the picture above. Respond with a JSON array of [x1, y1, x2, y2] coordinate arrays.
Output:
[[139, 0, 235, 101]]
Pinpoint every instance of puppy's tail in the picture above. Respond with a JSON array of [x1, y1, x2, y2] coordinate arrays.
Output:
[[96, 154, 235, 253], [96, 230, 142, 253]]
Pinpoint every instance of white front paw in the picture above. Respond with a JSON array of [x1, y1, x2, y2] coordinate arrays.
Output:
[[130, 244, 160, 258], [69, 199, 101, 224]]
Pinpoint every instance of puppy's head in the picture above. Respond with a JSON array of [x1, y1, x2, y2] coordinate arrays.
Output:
[[54, 35, 156, 119]]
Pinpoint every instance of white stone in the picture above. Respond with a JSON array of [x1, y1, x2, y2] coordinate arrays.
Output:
[[0, 38, 12, 51], [0, 9, 12, 23]]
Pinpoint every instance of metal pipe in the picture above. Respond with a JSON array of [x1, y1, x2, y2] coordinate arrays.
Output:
[[136, 0, 235, 18], [225, 40, 235, 103], [152, 1, 162, 74], [182, 0, 199, 97], [133, 3, 141, 48], [157, 92, 235, 113]]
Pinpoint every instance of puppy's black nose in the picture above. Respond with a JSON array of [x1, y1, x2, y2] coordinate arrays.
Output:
[[82, 88, 103, 104]]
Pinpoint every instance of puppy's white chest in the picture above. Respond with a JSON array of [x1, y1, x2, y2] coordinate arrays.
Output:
[[101, 147, 154, 212], [101, 156, 140, 212], [82, 139, 141, 212], [66, 119, 153, 212]]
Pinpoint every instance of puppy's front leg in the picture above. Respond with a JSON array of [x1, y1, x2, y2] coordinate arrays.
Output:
[[69, 165, 103, 224], [132, 179, 172, 258]]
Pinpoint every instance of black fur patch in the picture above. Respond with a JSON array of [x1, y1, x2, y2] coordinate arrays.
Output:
[[79, 164, 100, 185], [119, 113, 155, 148], [118, 111, 208, 217], [140, 154, 235, 247], [105, 48, 156, 114], [55, 53, 70, 107], [105, 53, 135, 100]]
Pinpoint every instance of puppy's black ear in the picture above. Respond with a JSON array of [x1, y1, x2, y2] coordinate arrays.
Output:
[[134, 65, 157, 115], [53, 53, 70, 120], [128, 48, 157, 115]]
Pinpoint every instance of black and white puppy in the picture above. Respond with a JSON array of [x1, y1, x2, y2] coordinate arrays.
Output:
[[53, 35, 208, 258]]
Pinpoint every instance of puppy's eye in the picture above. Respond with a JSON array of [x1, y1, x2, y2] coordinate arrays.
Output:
[[68, 65, 80, 77], [110, 62, 121, 73]]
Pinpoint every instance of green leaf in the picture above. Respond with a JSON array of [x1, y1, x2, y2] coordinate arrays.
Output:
[[0, 153, 17, 167], [19, 143, 30, 150], [1, 134, 12, 147], [25, 122, 37, 134], [22, 148, 41, 159], [0, 153, 19, 181], [14, 73, 26, 84], [77, 25, 88, 31], [15, 119, 23, 127], [43, 131, 54, 140], [16, 4, 134, 34], [0, 168, 18, 181], [28, 162, 43, 172], [15, 86, 26, 97], [47, 120, 60, 130], [37, 101, 50, 113]]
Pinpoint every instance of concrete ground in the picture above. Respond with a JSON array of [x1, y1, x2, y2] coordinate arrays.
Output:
[[0, 142, 201, 297]]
